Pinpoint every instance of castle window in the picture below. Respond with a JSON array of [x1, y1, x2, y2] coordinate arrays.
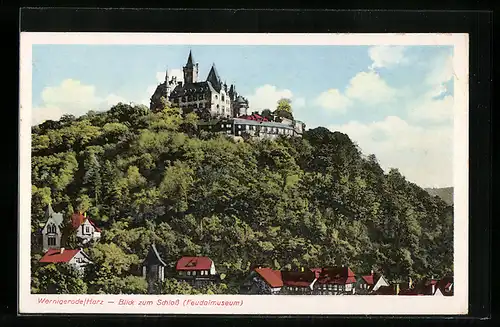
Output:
[[48, 236, 56, 246], [216, 104, 219, 109], [199, 94, 203, 100], [188, 95, 193, 101], [182, 97, 187, 102], [222, 95, 225, 101]]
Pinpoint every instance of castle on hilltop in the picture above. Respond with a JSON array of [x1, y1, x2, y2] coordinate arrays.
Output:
[[150, 50, 249, 119], [150, 51, 304, 139]]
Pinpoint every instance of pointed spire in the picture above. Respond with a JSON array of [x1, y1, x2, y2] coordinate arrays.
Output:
[[165, 67, 169, 82], [186, 50, 194, 67], [45, 203, 54, 218]]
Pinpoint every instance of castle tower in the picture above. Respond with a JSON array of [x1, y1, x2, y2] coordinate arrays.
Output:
[[183, 50, 199, 85], [164, 68, 172, 99]]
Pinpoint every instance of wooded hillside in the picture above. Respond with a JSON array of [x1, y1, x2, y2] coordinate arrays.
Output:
[[30, 102, 453, 294]]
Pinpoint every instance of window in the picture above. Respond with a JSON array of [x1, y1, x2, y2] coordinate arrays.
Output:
[[47, 224, 56, 233], [217, 104, 220, 109], [192, 271, 197, 276], [215, 95, 218, 99], [48, 236, 56, 246], [174, 98, 179, 103], [85, 226, 90, 234], [188, 95, 193, 101], [187, 271, 191, 276], [246, 125, 249, 131], [222, 95, 225, 101], [226, 124, 231, 128], [182, 97, 187, 102], [199, 94, 204, 100]]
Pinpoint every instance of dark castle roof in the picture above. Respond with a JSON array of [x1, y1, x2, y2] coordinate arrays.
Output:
[[186, 50, 195, 67], [206, 64, 222, 92], [170, 80, 217, 97]]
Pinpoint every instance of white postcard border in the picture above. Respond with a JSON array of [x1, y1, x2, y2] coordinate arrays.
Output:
[[19, 32, 469, 315]]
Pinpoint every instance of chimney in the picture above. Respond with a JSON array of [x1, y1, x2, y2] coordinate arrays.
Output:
[[60, 248, 65, 254]]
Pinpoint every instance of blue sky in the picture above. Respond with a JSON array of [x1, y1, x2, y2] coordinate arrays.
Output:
[[32, 44, 455, 188]]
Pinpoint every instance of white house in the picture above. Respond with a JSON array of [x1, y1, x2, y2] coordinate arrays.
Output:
[[355, 271, 390, 294], [71, 212, 101, 245], [39, 248, 93, 273], [41, 204, 64, 252]]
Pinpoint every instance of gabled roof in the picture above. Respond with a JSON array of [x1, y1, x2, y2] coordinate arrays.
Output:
[[144, 244, 167, 266], [87, 219, 102, 232], [206, 64, 222, 91], [316, 267, 357, 285], [176, 256, 212, 270], [40, 248, 81, 263], [71, 212, 101, 232], [255, 267, 283, 288], [44, 204, 64, 227], [282, 270, 316, 287]]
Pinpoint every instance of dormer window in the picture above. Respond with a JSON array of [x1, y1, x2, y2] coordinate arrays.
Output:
[[47, 224, 56, 234]]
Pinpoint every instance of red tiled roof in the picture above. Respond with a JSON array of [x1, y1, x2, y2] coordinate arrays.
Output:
[[316, 267, 357, 285], [362, 275, 374, 285], [176, 257, 213, 271], [40, 248, 80, 263], [255, 268, 283, 288], [71, 212, 85, 229], [282, 271, 316, 287], [71, 212, 101, 232]]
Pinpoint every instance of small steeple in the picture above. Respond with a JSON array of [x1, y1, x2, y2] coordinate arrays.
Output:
[[186, 50, 194, 67], [45, 203, 54, 219], [164, 68, 169, 82]]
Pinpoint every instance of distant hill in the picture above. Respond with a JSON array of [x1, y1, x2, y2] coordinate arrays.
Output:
[[425, 187, 453, 205]]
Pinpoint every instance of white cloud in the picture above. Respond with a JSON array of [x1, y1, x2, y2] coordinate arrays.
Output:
[[329, 116, 453, 188], [314, 89, 352, 113], [368, 46, 408, 70], [345, 71, 398, 105], [425, 54, 454, 87], [32, 79, 129, 125], [407, 53, 455, 123], [408, 95, 454, 123], [246, 84, 296, 112]]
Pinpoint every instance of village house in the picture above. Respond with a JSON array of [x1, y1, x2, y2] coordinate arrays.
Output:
[[41, 204, 64, 252], [355, 270, 390, 294], [437, 276, 454, 296], [312, 266, 357, 295], [142, 244, 167, 293], [175, 256, 218, 287], [280, 269, 317, 295], [39, 247, 93, 273], [242, 267, 283, 294], [399, 277, 453, 296], [70, 212, 101, 245]]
